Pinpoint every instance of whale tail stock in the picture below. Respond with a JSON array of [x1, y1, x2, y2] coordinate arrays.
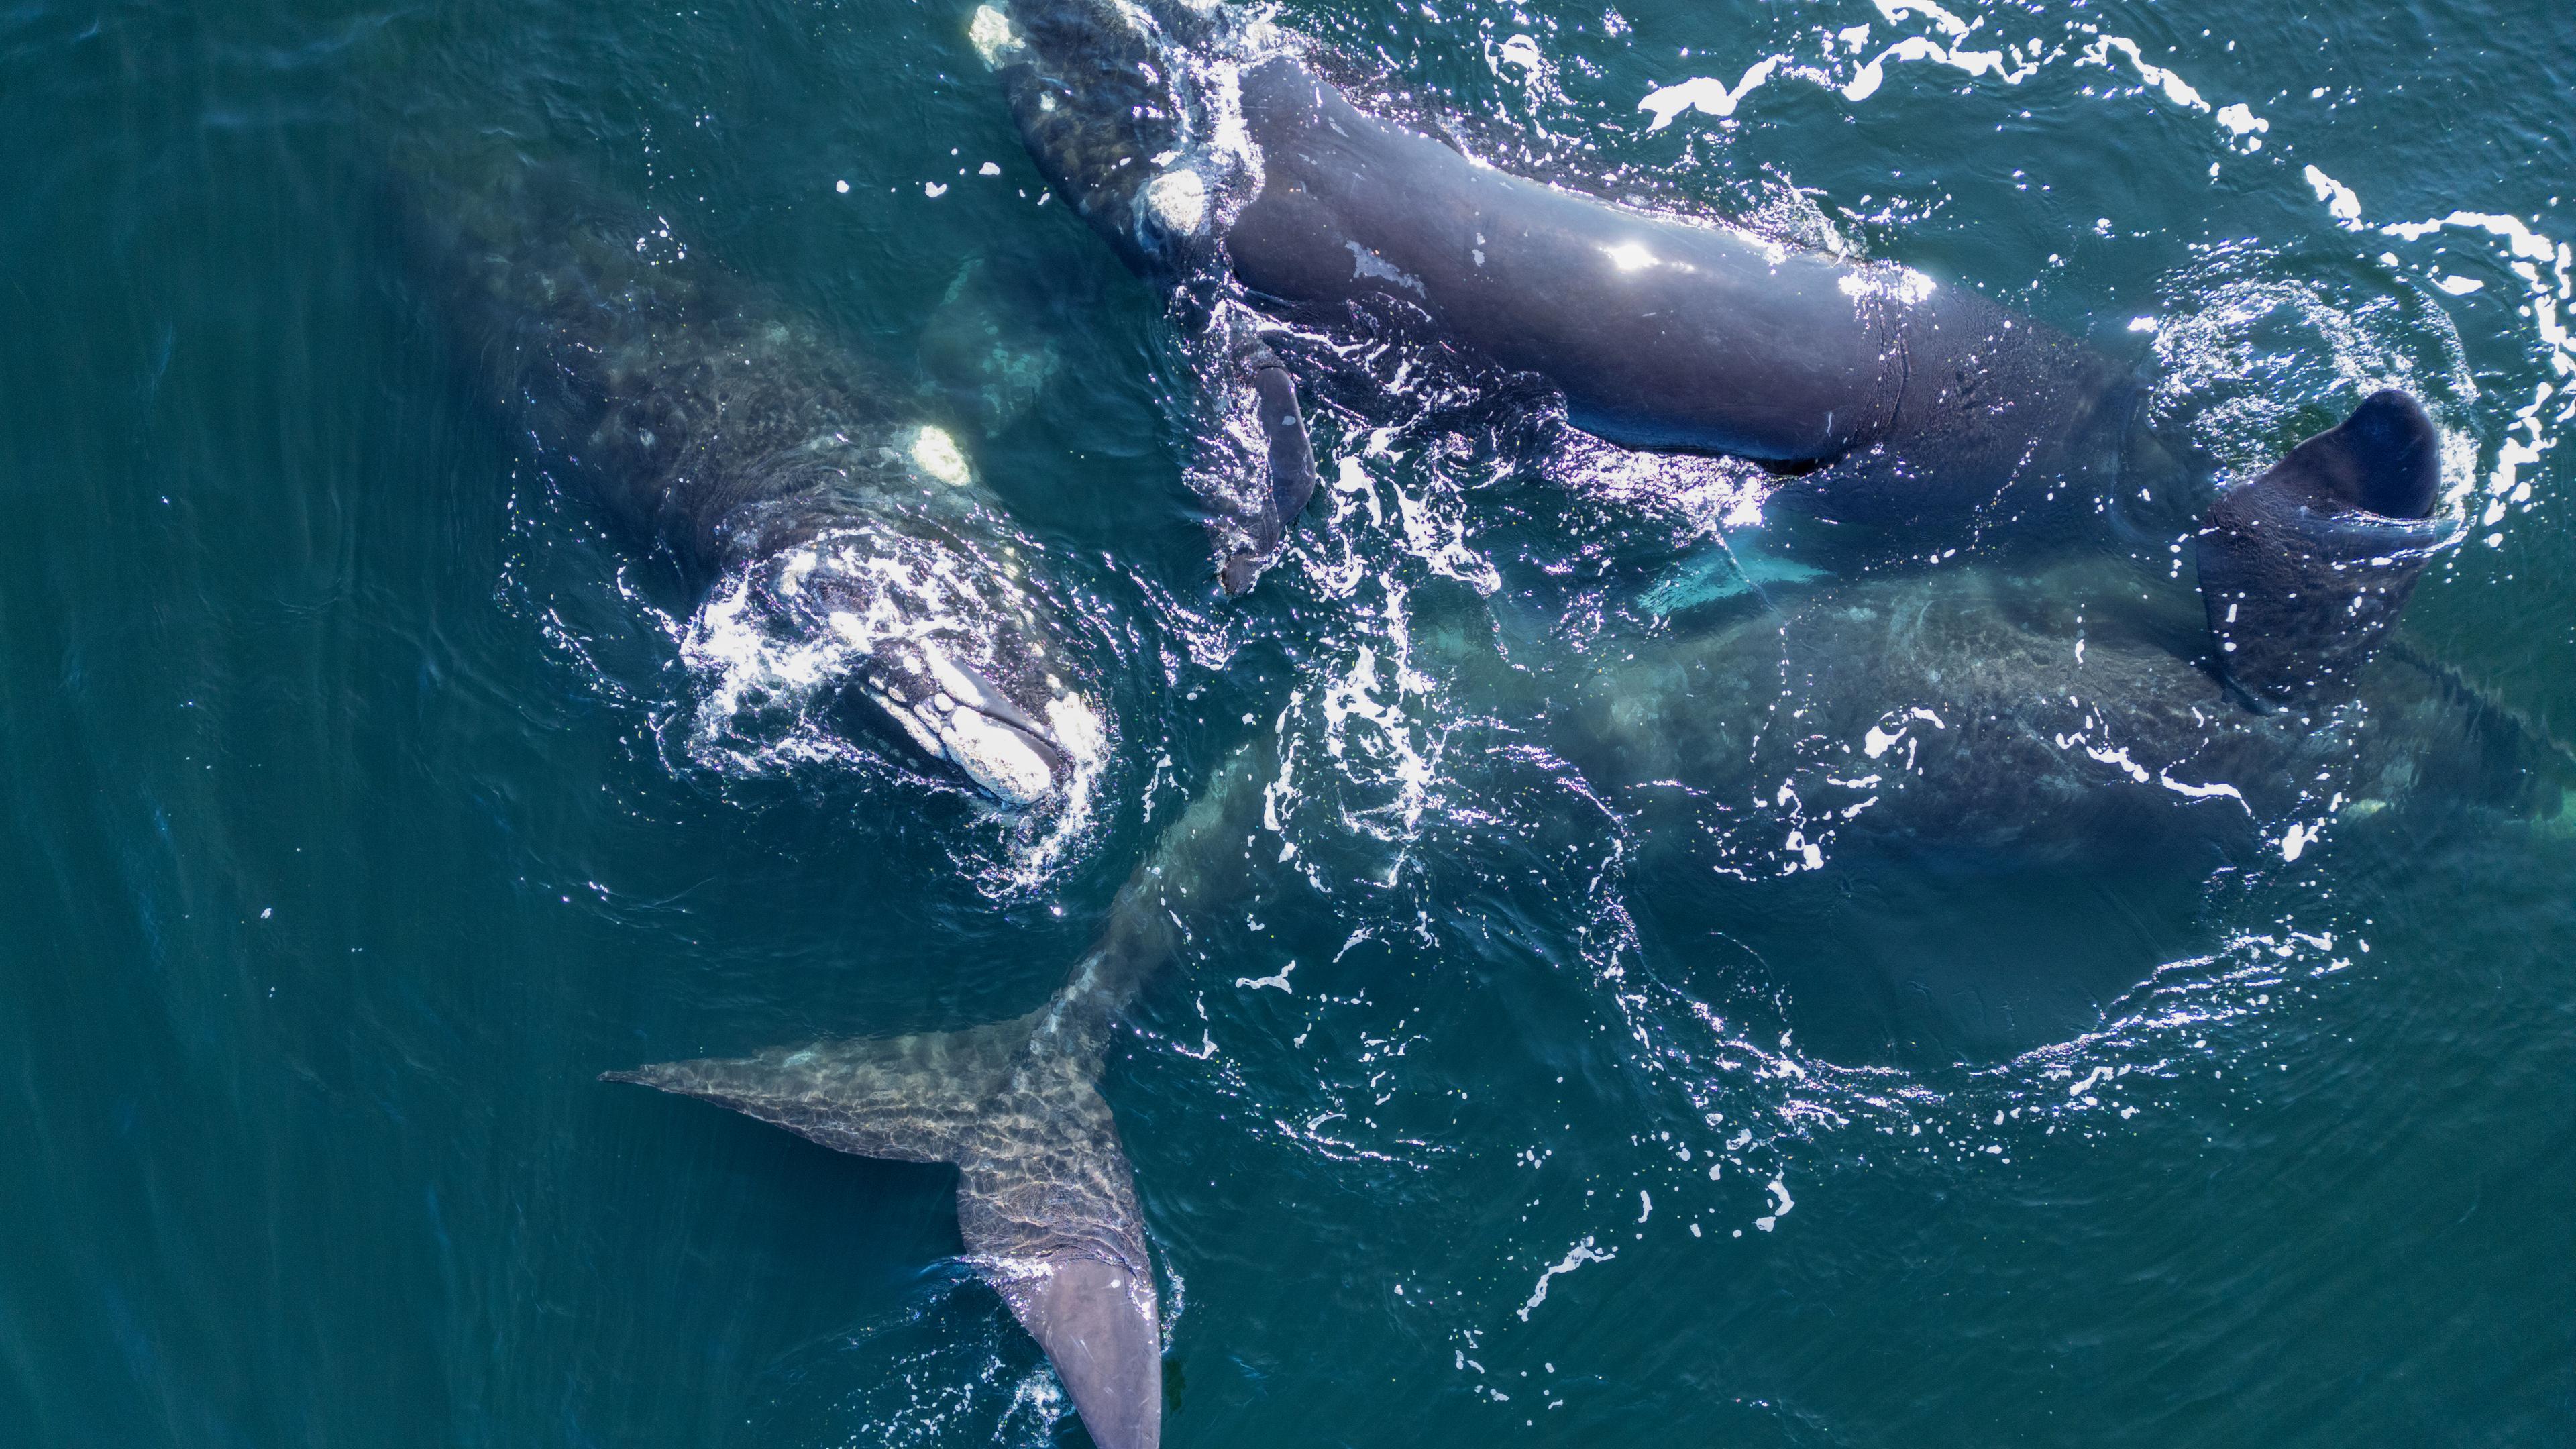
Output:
[[604, 743, 1273, 1449], [603, 1015, 1161, 1449], [2196, 389, 2459, 706]]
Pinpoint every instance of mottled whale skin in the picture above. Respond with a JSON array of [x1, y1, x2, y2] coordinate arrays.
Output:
[[604, 399, 2540, 1449], [976, 0, 2165, 588], [1223, 58, 2136, 511], [400, 148, 1099, 806], [1457, 395, 2530, 870], [609, 743, 1273, 1449]]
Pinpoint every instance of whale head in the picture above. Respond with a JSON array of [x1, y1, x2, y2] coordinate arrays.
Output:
[[2196, 389, 2459, 706], [690, 504, 1105, 811]]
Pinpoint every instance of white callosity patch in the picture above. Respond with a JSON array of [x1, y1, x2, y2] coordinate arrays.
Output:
[[967, 4, 1028, 68], [910, 425, 973, 487], [678, 517, 1104, 826], [1140, 165, 1208, 237]]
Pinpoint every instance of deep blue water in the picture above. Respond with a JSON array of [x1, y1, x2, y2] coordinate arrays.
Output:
[[3, 0, 2572, 1445]]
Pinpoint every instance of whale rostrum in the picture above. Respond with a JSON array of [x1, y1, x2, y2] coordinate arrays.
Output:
[[397, 146, 1102, 806], [607, 745, 1273, 1449], [2196, 389, 2457, 706]]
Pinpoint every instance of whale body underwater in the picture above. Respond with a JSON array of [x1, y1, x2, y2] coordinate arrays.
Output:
[[398, 148, 1104, 808], [603, 395, 2568, 1449], [395, 19, 2560, 1449]]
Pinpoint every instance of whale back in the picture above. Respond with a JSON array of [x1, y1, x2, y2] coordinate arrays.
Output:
[[2196, 390, 2456, 705]]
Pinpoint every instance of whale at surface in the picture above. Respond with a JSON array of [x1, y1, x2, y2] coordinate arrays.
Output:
[[600, 393, 2557, 1448], [396, 146, 1104, 807], [608, 742, 1277, 1449], [1464, 394, 2499, 866], [974, 0, 2187, 590]]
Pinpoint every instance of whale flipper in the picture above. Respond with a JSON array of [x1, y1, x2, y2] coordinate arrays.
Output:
[[604, 1020, 1161, 1449], [2196, 390, 2458, 705], [1220, 343, 1322, 594]]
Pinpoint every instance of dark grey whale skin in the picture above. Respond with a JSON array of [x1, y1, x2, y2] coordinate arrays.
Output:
[[2198, 390, 2453, 706], [396, 147, 1086, 804], [1224, 57, 2139, 527], [981, 0, 2162, 578], [1432, 393, 2527, 871]]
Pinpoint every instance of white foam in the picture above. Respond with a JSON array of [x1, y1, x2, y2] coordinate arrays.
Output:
[[1517, 1237, 1616, 1320], [1754, 1176, 1794, 1232], [2304, 166, 2363, 228], [1639, 59, 1782, 131], [1234, 959, 1296, 992], [2082, 35, 2207, 111]]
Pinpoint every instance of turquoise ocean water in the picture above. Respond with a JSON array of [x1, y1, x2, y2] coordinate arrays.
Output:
[[2, 0, 2571, 1444]]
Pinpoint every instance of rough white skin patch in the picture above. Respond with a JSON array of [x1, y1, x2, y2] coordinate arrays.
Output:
[[1141, 166, 1208, 235], [967, 4, 1027, 68], [910, 425, 972, 486]]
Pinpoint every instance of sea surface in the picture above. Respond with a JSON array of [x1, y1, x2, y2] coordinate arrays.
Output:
[[3, 0, 2572, 1444]]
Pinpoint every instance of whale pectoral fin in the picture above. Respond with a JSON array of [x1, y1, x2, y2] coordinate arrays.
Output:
[[606, 1020, 1163, 1449], [1217, 344, 1322, 596], [600, 1014, 1040, 1164], [1248, 349, 1321, 533], [2196, 390, 2458, 704]]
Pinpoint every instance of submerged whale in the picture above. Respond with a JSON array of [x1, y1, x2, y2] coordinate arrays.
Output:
[[973, 0, 2188, 590], [398, 147, 1102, 806], [598, 395, 2546, 1449], [1446, 393, 2560, 881], [607, 743, 1273, 1449]]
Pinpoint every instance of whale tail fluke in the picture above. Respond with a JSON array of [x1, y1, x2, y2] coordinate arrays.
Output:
[[604, 1015, 1163, 1449], [2196, 389, 2459, 706]]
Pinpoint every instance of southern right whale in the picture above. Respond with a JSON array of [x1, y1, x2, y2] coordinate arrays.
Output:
[[972, 0, 2186, 591], [600, 392, 2554, 1449], [398, 146, 1104, 807], [608, 740, 1275, 1449]]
